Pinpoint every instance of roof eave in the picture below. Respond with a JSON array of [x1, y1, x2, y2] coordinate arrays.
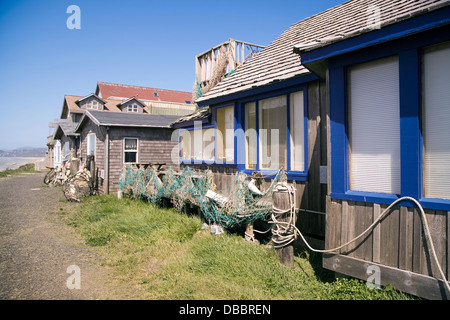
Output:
[[295, 6, 450, 66], [195, 72, 317, 107]]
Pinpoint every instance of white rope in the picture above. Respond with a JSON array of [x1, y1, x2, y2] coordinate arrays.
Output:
[[269, 182, 450, 295]]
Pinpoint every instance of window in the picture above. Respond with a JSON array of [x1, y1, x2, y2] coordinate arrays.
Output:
[[216, 106, 234, 162], [245, 102, 257, 169], [124, 138, 138, 163], [127, 103, 138, 112], [422, 41, 450, 200], [348, 56, 400, 194], [54, 140, 61, 168], [244, 90, 306, 175], [180, 127, 214, 162], [87, 133, 96, 156], [64, 141, 70, 159], [290, 91, 305, 172], [259, 96, 287, 170], [328, 31, 450, 210]]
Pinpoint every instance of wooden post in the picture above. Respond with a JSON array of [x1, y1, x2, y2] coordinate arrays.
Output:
[[272, 184, 296, 267], [69, 158, 79, 176]]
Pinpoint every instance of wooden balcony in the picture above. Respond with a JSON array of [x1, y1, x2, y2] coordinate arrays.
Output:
[[194, 39, 264, 99]]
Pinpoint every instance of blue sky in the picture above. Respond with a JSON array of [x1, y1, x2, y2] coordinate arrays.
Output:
[[0, 0, 347, 150]]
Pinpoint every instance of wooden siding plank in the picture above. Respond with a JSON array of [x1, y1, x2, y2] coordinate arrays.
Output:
[[372, 203, 381, 263], [423, 210, 447, 279], [325, 197, 342, 253], [399, 206, 414, 271], [341, 200, 356, 256], [353, 202, 372, 261], [380, 204, 400, 268], [412, 206, 423, 274]]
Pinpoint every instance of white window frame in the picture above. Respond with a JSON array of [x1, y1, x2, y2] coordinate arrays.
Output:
[[87, 132, 96, 157], [180, 127, 215, 162], [243, 89, 307, 178], [215, 105, 234, 163], [127, 103, 138, 112], [123, 137, 139, 164], [54, 140, 61, 168]]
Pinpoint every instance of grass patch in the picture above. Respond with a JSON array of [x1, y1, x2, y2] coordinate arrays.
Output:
[[67, 194, 417, 300], [0, 163, 36, 178]]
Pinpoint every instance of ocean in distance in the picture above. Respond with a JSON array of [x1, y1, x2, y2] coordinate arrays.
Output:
[[0, 157, 45, 172]]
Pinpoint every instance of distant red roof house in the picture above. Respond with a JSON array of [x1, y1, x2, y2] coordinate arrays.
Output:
[[95, 82, 193, 104]]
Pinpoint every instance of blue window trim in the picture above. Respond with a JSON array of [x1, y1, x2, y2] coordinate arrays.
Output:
[[328, 25, 450, 211], [237, 84, 309, 181], [179, 125, 215, 165], [183, 74, 313, 182]]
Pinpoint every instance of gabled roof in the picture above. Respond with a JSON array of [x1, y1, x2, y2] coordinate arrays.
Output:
[[196, 0, 450, 104], [96, 82, 193, 104], [61, 95, 84, 119], [75, 93, 107, 105], [54, 121, 80, 139], [75, 110, 181, 132], [60, 95, 149, 118], [116, 96, 147, 108]]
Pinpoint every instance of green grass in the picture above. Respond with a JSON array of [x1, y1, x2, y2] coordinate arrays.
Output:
[[67, 194, 417, 300], [0, 163, 37, 178]]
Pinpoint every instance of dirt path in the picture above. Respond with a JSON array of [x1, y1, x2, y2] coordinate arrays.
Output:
[[0, 172, 140, 300]]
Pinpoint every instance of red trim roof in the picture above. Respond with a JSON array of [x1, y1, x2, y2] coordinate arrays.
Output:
[[96, 82, 192, 104]]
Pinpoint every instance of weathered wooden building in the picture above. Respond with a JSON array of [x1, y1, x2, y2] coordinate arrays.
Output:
[[47, 83, 195, 170], [95, 82, 195, 116], [75, 110, 180, 194], [175, 0, 450, 299], [292, 0, 450, 300], [175, 29, 327, 244]]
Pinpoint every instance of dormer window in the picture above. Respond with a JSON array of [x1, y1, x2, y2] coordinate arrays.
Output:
[[77, 94, 105, 111], [127, 103, 138, 112]]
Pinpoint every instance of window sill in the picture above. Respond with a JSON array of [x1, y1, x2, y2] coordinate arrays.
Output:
[[242, 169, 308, 181], [330, 191, 450, 211]]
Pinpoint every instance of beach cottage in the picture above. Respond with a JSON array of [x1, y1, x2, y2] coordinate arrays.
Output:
[[292, 0, 450, 299], [75, 109, 180, 194], [176, 0, 450, 299], [175, 35, 328, 242], [46, 83, 196, 170]]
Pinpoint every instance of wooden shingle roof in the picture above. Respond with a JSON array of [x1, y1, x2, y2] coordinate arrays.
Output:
[[196, 0, 450, 104], [75, 110, 181, 131]]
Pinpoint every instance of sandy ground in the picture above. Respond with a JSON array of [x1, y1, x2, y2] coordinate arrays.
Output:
[[0, 172, 141, 300]]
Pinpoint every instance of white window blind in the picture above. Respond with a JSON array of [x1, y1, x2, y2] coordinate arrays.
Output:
[[245, 102, 257, 169], [87, 133, 96, 156], [423, 41, 450, 200], [54, 140, 61, 168], [259, 96, 287, 170], [216, 106, 234, 162], [290, 91, 305, 172], [348, 56, 401, 194], [180, 129, 214, 161], [124, 138, 138, 163]]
